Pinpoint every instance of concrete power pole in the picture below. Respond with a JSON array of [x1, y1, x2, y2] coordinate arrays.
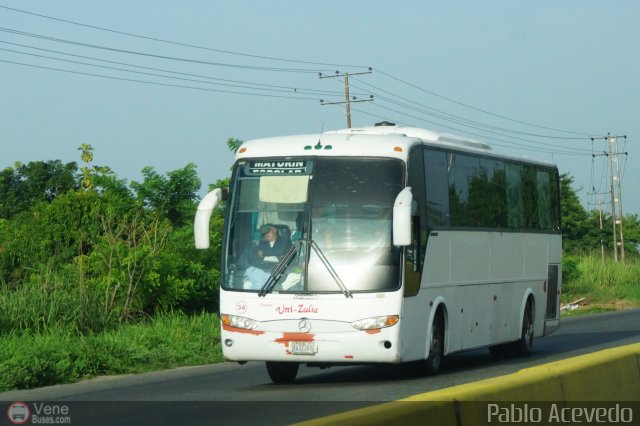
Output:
[[606, 134, 628, 261]]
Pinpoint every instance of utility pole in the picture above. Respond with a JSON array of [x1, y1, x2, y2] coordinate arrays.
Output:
[[609, 150, 619, 261], [593, 134, 628, 261], [320, 69, 373, 128], [591, 134, 628, 261], [607, 134, 627, 261]]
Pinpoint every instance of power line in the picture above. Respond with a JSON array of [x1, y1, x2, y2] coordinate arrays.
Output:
[[0, 4, 369, 70], [0, 44, 349, 97], [351, 76, 598, 141], [0, 40, 348, 95], [0, 59, 320, 100], [366, 102, 591, 157], [0, 26, 335, 74], [0, 4, 621, 163], [374, 68, 600, 137], [369, 94, 593, 154]]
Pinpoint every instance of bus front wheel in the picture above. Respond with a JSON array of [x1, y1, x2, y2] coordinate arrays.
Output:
[[424, 313, 444, 375], [266, 361, 299, 384]]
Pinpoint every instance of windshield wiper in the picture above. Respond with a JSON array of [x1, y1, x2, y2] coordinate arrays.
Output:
[[310, 240, 353, 298], [258, 240, 302, 297]]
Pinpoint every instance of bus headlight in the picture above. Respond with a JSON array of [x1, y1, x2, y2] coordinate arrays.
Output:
[[351, 315, 399, 331], [221, 314, 260, 330]]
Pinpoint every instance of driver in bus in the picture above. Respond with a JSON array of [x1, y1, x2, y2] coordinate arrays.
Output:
[[255, 224, 291, 263], [242, 224, 292, 289]]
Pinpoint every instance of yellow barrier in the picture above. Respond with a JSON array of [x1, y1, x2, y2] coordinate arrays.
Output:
[[297, 342, 640, 426]]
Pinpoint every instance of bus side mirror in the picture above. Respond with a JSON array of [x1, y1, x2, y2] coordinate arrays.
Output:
[[393, 187, 412, 246], [194, 187, 228, 249]]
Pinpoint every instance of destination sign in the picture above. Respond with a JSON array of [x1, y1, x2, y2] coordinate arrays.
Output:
[[247, 161, 310, 175]]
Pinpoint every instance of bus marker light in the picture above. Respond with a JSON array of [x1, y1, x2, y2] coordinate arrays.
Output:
[[239, 147, 247, 153], [394, 146, 403, 152]]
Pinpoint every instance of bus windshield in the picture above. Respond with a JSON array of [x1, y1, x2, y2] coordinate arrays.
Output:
[[223, 157, 404, 294]]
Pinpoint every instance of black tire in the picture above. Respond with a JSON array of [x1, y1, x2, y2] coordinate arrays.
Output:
[[266, 361, 299, 384], [513, 300, 534, 357], [424, 312, 444, 375], [489, 300, 534, 358]]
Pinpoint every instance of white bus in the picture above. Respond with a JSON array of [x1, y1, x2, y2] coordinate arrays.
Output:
[[194, 123, 562, 383]]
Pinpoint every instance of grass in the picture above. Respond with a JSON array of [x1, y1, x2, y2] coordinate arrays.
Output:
[[561, 254, 640, 316], [1, 254, 638, 392], [0, 272, 223, 393], [0, 311, 222, 392]]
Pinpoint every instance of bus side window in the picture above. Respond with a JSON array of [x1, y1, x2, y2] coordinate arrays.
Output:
[[424, 150, 450, 229], [408, 148, 426, 268]]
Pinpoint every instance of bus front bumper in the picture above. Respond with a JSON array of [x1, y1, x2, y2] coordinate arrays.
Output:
[[221, 323, 401, 364]]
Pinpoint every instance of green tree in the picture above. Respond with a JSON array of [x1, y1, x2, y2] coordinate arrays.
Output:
[[226, 137, 243, 154], [0, 190, 105, 285], [0, 160, 78, 219], [559, 173, 640, 257], [560, 174, 591, 254], [131, 163, 200, 227], [622, 214, 640, 257], [78, 144, 95, 191], [584, 211, 640, 258]]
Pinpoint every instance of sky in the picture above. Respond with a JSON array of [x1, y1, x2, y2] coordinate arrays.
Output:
[[1, 1, 638, 217]]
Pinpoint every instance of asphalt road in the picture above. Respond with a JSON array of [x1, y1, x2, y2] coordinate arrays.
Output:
[[2, 309, 640, 425]]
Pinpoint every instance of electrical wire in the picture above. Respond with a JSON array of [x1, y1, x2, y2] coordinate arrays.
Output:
[[374, 68, 600, 137], [370, 94, 593, 154], [0, 4, 369, 69], [351, 76, 600, 141], [366, 102, 591, 157], [0, 45, 349, 98], [0, 40, 347, 95], [0, 59, 321, 100], [1, 4, 623, 163], [0, 26, 336, 74]]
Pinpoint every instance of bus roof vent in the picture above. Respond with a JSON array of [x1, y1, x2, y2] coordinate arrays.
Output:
[[437, 135, 492, 151], [375, 121, 396, 127]]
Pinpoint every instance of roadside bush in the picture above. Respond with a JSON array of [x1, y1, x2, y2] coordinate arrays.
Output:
[[0, 312, 222, 392], [562, 255, 581, 285]]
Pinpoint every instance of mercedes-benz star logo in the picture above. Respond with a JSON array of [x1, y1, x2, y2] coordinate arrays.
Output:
[[298, 319, 312, 333]]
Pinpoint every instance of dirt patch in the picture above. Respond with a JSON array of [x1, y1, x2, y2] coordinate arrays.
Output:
[[590, 299, 640, 311]]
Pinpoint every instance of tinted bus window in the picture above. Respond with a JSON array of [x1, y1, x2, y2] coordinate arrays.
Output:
[[424, 149, 450, 228], [506, 163, 524, 229]]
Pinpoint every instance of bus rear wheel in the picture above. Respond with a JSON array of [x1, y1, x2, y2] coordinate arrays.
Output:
[[513, 300, 534, 357], [266, 361, 299, 384], [489, 300, 534, 358]]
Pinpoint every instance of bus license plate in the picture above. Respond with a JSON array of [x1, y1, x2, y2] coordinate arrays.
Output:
[[291, 341, 316, 355]]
